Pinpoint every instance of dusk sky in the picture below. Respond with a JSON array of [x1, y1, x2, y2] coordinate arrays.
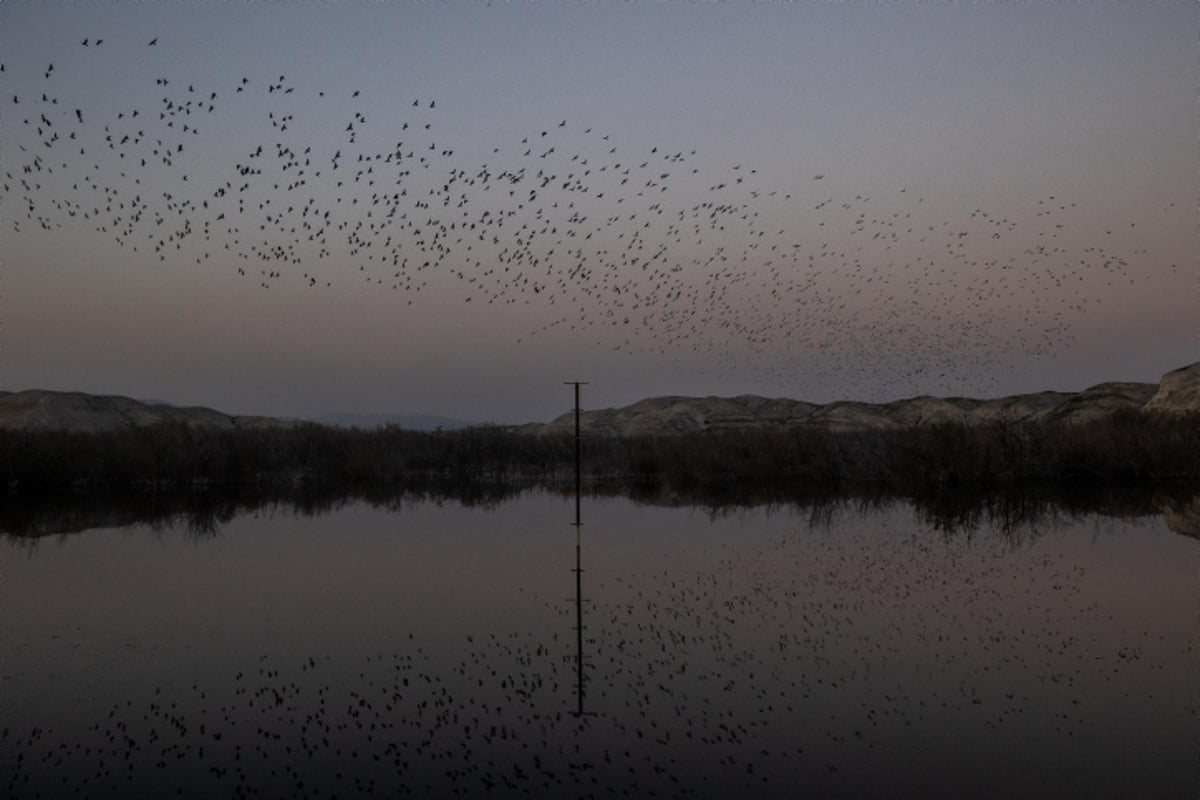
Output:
[[1, 1, 1195, 423]]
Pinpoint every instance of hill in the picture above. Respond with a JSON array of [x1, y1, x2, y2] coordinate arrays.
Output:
[[524, 361, 1198, 436], [0, 390, 298, 433], [3, 360, 1195, 435], [0, 392, 478, 434]]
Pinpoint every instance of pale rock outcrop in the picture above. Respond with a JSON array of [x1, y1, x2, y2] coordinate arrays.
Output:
[[1162, 498, 1200, 540], [1143, 361, 1200, 415]]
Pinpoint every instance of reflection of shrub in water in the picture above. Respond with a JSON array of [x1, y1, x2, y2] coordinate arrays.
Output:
[[3, 480, 1195, 543], [0, 479, 535, 540]]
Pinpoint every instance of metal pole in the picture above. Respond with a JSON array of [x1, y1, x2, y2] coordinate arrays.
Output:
[[565, 381, 587, 716], [574, 381, 582, 528]]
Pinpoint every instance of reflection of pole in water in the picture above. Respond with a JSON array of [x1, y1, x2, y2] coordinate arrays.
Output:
[[564, 381, 590, 716]]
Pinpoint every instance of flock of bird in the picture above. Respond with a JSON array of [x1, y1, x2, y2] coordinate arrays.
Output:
[[3, 497, 1191, 799], [1, 35, 1174, 398]]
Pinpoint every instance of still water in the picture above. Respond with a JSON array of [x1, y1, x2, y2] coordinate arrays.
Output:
[[2, 492, 1196, 798]]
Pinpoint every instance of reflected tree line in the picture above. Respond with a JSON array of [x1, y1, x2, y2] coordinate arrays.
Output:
[[1, 410, 1198, 539], [3, 478, 1198, 545]]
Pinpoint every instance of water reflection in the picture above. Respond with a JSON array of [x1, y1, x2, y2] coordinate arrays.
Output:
[[0, 481, 531, 540], [1, 488, 1196, 798], [3, 482, 1198, 542], [570, 501, 591, 718]]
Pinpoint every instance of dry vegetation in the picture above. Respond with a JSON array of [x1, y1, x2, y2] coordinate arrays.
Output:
[[2, 409, 1198, 496]]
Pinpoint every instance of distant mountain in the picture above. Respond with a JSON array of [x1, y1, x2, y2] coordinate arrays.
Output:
[[310, 412, 474, 431], [0, 390, 299, 433], [518, 361, 1199, 436], [3, 360, 1194, 435], [0, 390, 475, 434], [520, 383, 1152, 436]]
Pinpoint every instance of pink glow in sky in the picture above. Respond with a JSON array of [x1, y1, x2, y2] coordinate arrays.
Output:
[[1, 2, 1195, 422]]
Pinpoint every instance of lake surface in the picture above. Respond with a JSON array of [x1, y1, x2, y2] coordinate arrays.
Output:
[[2, 491, 1197, 798]]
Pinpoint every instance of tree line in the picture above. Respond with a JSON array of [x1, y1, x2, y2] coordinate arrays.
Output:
[[2, 409, 1198, 495]]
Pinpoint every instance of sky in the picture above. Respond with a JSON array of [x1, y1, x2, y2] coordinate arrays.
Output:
[[1, 1, 1195, 424]]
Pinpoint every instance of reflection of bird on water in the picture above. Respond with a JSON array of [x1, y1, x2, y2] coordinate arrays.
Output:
[[0, 501, 1153, 797]]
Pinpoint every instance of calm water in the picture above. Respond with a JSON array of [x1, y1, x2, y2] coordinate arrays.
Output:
[[2, 492, 1197, 798]]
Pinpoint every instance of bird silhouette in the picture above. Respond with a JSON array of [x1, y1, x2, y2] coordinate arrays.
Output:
[[0, 42, 1176, 402]]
